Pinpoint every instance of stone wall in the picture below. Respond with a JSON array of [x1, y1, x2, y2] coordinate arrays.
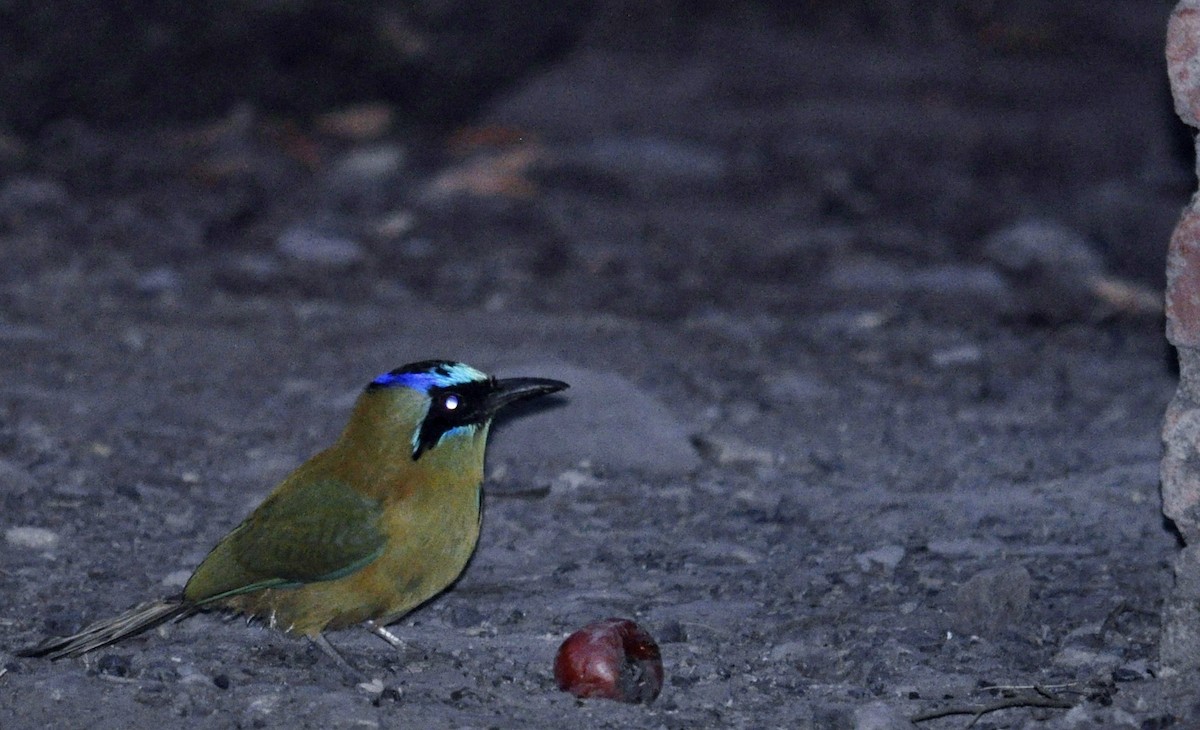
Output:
[[1163, 0, 1200, 675]]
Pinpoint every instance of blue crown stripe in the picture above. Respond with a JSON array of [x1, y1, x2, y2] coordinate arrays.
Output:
[[370, 361, 487, 391]]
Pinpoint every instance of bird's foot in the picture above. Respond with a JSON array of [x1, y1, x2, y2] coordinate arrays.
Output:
[[309, 630, 403, 700], [308, 632, 366, 684], [364, 620, 406, 650]]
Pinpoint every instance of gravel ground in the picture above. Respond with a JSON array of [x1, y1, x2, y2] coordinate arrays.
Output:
[[0, 4, 1194, 728]]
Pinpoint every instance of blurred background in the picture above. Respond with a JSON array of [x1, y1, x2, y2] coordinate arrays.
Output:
[[0, 0, 1185, 322]]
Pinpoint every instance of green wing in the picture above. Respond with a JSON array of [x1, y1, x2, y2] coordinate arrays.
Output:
[[184, 476, 386, 603]]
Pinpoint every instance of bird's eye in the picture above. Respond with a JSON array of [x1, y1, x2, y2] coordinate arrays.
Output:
[[442, 393, 461, 411]]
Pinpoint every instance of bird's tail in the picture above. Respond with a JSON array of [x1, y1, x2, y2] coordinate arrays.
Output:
[[16, 599, 193, 659]]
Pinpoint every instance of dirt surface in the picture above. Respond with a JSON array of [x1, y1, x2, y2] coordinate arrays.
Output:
[[0, 5, 1194, 728]]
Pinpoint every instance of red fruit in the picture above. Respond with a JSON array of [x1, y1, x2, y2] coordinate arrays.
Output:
[[554, 618, 664, 704]]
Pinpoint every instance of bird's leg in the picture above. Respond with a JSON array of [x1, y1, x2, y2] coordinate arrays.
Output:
[[364, 620, 406, 650], [308, 633, 365, 683]]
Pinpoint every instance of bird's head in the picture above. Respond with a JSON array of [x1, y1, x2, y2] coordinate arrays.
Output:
[[347, 360, 568, 464]]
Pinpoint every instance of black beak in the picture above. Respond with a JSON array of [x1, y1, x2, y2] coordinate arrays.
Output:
[[487, 377, 569, 414]]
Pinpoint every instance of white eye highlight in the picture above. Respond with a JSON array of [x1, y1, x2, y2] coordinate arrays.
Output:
[[443, 393, 461, 411]]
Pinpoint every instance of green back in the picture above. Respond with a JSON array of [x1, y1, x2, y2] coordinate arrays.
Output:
[[184, 475, 385, 603]]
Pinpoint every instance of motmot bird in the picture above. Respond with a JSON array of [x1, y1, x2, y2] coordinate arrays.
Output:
[[19, 360, 567, 666]]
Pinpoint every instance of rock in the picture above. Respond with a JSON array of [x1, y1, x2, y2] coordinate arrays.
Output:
[[828, 256, 1012, 317], [763, 370, 833, 404], [0, 323, 52, 343], [243, 694, 284, 726], [0, 176, 69, 217], [926, 538, 1003, 559], [276, 227, 365, 269], [691, 434, 776, 468], [981, 219, 1105, 321], [951, 564, 1032, 636], [855, 545, 906, 574], [766, 640, 807, 662], [983, 219, 1104, 276], [909, 264, 1012, 313], [1061, 703, 1141, 729], [0, 459, 38, 494], [316, 103, 395, 142], [1167, 6, 1200, 345], [96, 653, 133, 678], [827, 257, 907, 294], [488, 361, 701, 474], [177, 663, 213, 687], [657, 620, 687, 644], [5, 526, 59, 549], [135, 266, 182, 296], [447, 605, 485, 629], [1112, 658, 1149, 681], [1052, 646, 1122, 670], [1165, 6, 1200, 678], [213, 253, 286, 294], [329, 144, 405, 182], [162, 569, 192, 589], [1160, 544, 1200, 673], [853, 701, 911, 730], [550, 468, 598, 492], [564, 136, 728, 188], [1169, 2, 1200, 127], [1164, 375, 1200, 545], [929, 344, 983, 368]]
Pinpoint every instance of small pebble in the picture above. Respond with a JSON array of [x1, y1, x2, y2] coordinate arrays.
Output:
[[764, 371, 832, 404], [141, 660, 179, 683], [855, 545, 906, 574], [981, 219, 1105, 321], [766, 640, 807, 662], [5, 526, 59, 549], [657, 620, 688, 643], [447, 605, 485, 629], [853, 700, 912, 730], [952, 564, 1032, 636], [926, 538, 1003, 558], [276, 227, 365, 269], [329, 144, 405, 183], [0, 460, 37, 493], [177, 664, 212, 686], [1052, 646, 1121, 670], [213, 253, 286, 294], [570, 136, 727, 185], [551, 469, 595, 492], [162, 569, 192, 589], [243, 693, 283, 723], [983, 219, 1104, 277], [316, 103, 394, 141], [377, 686, 402, 704], [0, 176, 69, 215], [135, 266, 181, 296], [930, 344, 983, 368], [0, 323, 53, 343], [691, 434, 776, 467], [1111, 665, 1144, 682], [96, 653, 132, 678]]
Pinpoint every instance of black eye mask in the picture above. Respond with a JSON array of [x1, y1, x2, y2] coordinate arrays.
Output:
[[413, 379, 496, 460]]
